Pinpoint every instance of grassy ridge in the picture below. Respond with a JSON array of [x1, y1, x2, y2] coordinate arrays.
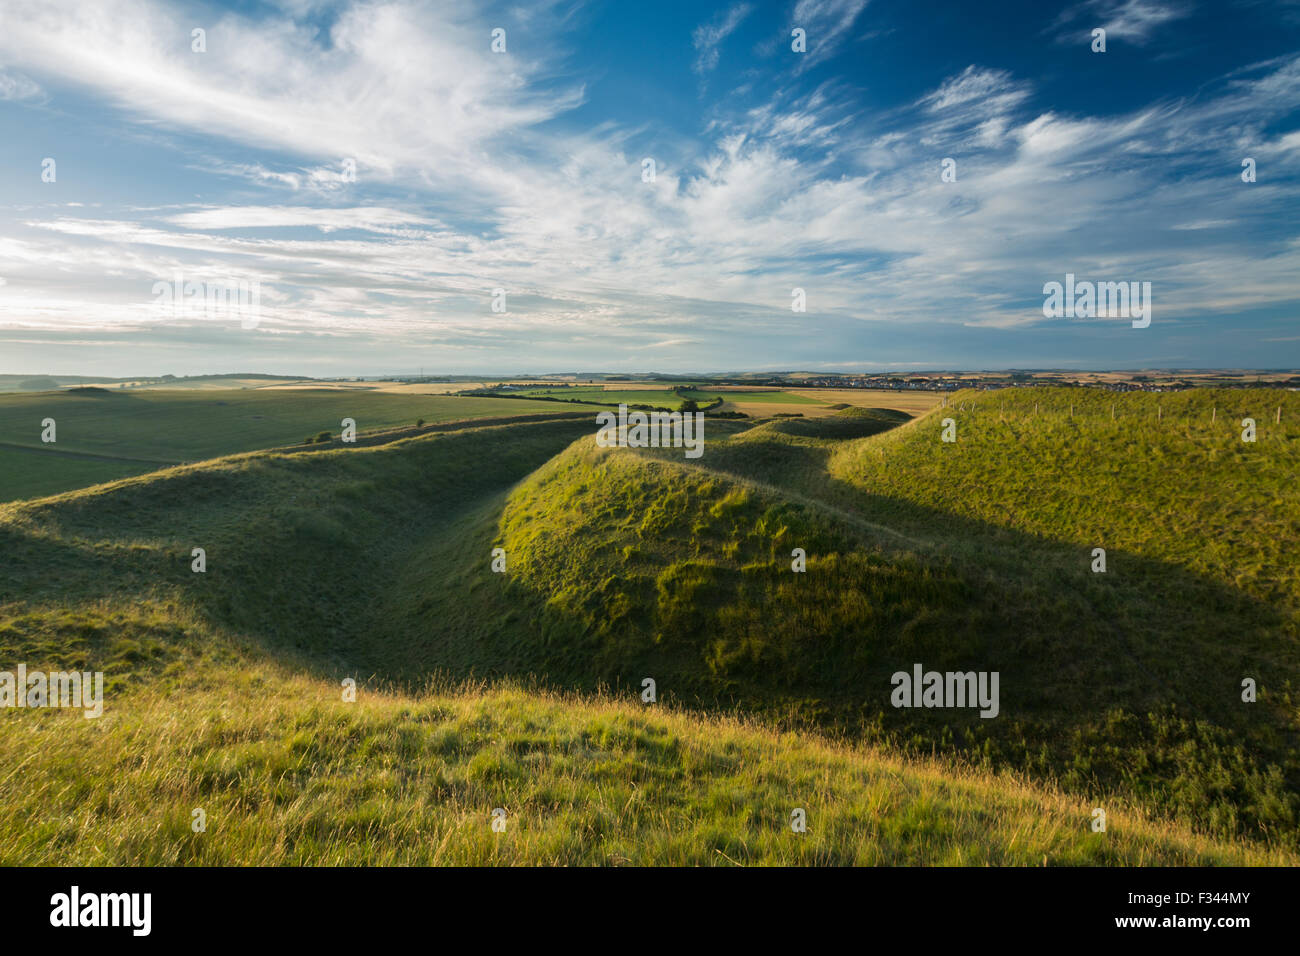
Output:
[[485, 391, 1300, 846], [0, 416, 597, 669], [834, 388, 1299, 612]]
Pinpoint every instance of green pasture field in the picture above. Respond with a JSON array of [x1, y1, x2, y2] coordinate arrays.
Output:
[[0, 388, 601, 502]]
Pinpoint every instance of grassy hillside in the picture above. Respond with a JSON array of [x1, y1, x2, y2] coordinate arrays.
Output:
[[1, 389, 1295, 862], [2, 664, 1287, 865], [0, 388, 601, 501], [836, 388, 1298, 612], [478, 391, 1300, 846]]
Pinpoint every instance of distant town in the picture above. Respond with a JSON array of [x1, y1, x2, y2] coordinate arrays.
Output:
[[5, 369, 1298, 395], [405, 369, 1300, 394]]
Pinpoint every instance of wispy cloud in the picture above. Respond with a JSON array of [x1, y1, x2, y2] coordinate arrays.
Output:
[[164, 206, 439, 233], [693, 3, 753, 74], [791, 0, 870, 70], [0, 0, 1296, 374], [1050, 0, 1191, 45], [0, 69, 41, 101], [918, 66, 1029, 113], [0, 0, 584, 183], [190, 159, 361, 193]]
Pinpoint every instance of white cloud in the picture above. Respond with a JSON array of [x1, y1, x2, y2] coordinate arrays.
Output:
[[165, 206, 439, 232], [1170, 219, 1232, 231], [0, 0, 583, 185], [189, 159, 364, 192], [1052, 0, 1191, 45], [0, 0, 1296, 369], [693, 3, 753, 74], [791, 0, 870, 70], [919, 66, 1029, 114], [0, 69, 41, 100]]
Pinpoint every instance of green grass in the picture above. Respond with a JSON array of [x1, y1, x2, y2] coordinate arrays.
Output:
[[480, 390, 1300, 846], [835, 389, 1299, 612], [0, 444, 161, 501], [0, 388, 600, 502], [681, 388, 825, 405], [498, 386, 687, 407], [1, 662, 1286, 865], [0, 387, 1295, 863]]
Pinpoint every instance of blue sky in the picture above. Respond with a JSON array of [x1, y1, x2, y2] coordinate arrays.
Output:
[[0, 0, 1298, 376]]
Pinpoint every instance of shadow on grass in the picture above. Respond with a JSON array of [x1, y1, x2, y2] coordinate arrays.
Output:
[[0, 410, 1295, 844]]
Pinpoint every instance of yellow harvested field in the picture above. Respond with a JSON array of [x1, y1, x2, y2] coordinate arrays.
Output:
[[257, 380, 489, 394], [113, 377, 308, 390]]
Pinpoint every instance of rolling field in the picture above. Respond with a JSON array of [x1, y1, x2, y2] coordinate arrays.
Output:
[[489, 383, 945, 418], [680, 387, 830, 418], [681, 387, 824, 405], [0, 386, 1295, 863], [0, 389, 601, 502], [487, 383, 836, 415], [0, 445, 162, 502], [501, 386, 690, 407], [786, 388, 945, 417]]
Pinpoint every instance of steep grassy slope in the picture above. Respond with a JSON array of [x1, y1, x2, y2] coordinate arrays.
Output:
[[1, 392, 1295, 861], [483, 391, 1300, 846], [835, 388, 1298, 613], [0, 416, 595, 675]]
